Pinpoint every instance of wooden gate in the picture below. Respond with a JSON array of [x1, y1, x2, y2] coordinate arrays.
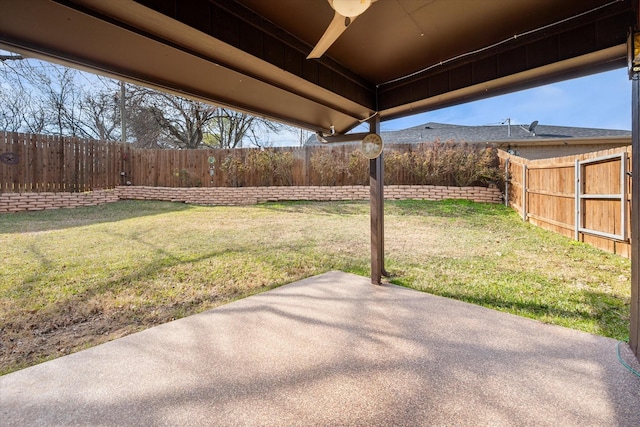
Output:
[[502, 146, 632, 257], [576, 152, 629, 242]]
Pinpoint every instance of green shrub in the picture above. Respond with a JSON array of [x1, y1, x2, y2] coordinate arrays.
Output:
[[220, 155, 245, 187], [173, 168, 201, 187], [310, 149, 350, 186], [384, 142, 502, 187], [246, 149, 294, 186]]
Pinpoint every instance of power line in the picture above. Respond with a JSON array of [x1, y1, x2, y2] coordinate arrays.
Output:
[[379, 0, 624, 87]]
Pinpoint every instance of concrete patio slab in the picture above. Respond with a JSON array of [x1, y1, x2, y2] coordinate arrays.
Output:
[[1, 271, 639, 426]]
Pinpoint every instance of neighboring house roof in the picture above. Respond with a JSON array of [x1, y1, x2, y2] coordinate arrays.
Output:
[[305, 122, 632, 146]]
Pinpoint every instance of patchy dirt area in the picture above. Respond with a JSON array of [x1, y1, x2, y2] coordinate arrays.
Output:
[[0, 294, 235, 374], [2, 304, 161, 372]]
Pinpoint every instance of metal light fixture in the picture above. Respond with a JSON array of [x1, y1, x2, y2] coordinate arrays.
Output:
[[361, 133, 383, 159], [331, 0, 371, 18]]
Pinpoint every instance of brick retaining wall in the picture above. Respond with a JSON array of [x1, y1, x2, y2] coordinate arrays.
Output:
[[0, 189, 119, 212], [0, 185, 502, 213], [116, 185, 502, 205]]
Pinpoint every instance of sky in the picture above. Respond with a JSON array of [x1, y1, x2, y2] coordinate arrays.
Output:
[[380, 68, 632, 133]]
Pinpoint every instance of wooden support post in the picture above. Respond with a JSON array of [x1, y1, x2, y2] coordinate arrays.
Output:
[[369, 116, 384, 285], [630, 74, 640, 359]]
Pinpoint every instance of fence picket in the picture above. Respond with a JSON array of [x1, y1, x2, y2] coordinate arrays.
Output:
[[501, 145, 632, 257]]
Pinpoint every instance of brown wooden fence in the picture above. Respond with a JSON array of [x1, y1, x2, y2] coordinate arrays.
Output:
[[1, 132, 499, 191], [123, 143, 491, 188], [0, 132, 126, 192], [501, 146, 632, 257], [115, 145, 369, 188], [124, 146, 317, 188], [0, 133, 370, 191]]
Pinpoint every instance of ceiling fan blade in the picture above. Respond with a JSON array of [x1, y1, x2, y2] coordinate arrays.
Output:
[[307, 11, 357, 59]]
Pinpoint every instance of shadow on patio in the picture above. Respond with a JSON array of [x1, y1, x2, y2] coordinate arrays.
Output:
[[1, 271, 639, 426]]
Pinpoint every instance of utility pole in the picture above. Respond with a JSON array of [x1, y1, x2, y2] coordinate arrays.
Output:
[[503, 118, 511, 137]]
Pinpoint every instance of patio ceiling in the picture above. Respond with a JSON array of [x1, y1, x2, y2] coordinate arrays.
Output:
[[0, 0, 637, 135]]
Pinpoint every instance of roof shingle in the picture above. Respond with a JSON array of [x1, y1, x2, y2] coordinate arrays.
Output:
[[306, 122, 631, 146]]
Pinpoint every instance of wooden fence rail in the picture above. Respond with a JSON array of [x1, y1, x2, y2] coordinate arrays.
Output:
[[123, 143, 485, 188], [1, 133, 499, 191], [500, 146, 632, 257], [0, 132, 126, 192]]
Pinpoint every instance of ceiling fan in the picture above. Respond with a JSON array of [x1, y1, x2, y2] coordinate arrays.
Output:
[[307, 0, 376, 59]]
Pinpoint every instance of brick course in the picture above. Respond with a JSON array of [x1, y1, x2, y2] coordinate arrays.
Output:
[[0, 185, 502, 213], [0, 190, 119, 213]]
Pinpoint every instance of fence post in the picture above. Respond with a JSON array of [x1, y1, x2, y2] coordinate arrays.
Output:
[[575, 159, 580, 241], [621, 151, 628, 242], [522, 164, 527, 221], [504, 158, 509, 207]]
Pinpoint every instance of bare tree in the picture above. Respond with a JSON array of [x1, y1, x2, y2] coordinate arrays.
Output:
[[0, 53, 122, 140], [74, 77, 122, 141], [126, 88, 216, 149], [0, 54, 46, 133], [0, 49, 293, 149], [126, 100, 166, 148], [42, 67, 82, 136], [0, 85, 42, 132], [128, 87, 286, 149], [205, 108, 292, 149]]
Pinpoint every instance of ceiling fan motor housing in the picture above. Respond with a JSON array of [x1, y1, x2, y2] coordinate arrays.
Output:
[[331, 0, 372, 18]]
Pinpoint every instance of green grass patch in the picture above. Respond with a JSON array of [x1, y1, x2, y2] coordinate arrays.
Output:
[[0, 199, 631, 375]]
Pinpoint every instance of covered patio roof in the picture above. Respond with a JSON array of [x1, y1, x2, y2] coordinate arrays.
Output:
[[0, 0, 635, 134]]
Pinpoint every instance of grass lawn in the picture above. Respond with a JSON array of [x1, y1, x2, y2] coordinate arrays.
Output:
[[0, 199, 631, 375]]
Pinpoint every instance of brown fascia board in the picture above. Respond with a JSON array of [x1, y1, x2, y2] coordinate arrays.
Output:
[[378, 45, 627, 123]]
